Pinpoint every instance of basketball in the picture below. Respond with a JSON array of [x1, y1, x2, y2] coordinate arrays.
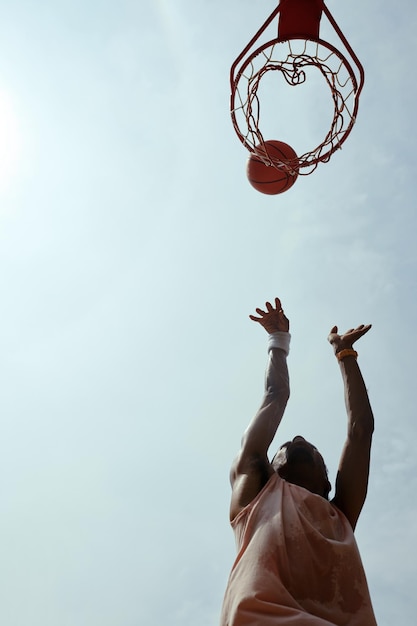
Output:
[[246, 140, 299, 195]]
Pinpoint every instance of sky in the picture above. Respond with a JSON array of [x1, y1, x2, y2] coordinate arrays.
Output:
[[0, 0, 416, 624]]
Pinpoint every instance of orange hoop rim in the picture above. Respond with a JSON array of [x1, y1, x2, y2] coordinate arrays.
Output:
[[230, 35, 364, 174]]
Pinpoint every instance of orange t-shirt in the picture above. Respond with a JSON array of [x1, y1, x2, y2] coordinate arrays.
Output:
[[220, 473, 377, 625]]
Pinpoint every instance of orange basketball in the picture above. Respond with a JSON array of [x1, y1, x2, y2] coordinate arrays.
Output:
[[247, 140, 299, 195]]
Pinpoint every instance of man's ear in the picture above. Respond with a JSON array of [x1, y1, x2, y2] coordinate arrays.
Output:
[[277, 465, 288, 479], [324, 479, 331, 499]]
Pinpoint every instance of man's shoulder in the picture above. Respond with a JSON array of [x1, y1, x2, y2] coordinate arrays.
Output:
[[229, 454, 276, 521]]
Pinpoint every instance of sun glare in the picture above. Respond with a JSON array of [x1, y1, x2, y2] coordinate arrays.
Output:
[[0, 89, 21, 191]]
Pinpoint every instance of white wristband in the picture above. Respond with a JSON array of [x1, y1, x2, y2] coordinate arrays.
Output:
[[268, 331, 291, 356]]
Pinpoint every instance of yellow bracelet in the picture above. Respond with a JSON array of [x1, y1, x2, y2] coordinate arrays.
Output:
[[336, 349, 358, 361]]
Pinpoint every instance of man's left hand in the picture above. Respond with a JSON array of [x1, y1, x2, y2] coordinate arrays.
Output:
[[328, 324, 372, 354]]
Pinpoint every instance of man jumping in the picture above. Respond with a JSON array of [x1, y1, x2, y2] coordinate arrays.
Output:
[[220, 297, 377, 625]]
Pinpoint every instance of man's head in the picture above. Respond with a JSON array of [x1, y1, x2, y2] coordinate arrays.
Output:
[[271, 436, 331, 499]]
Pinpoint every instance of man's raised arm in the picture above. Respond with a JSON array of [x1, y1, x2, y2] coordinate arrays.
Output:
[[229, 298, 290, 520], [328, 324, 374, 530]]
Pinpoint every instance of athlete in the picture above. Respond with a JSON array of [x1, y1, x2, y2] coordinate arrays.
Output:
[[220, 297, 377, 625]]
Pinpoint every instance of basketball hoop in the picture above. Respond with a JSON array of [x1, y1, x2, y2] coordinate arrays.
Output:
[[230, 0, 365, 175]]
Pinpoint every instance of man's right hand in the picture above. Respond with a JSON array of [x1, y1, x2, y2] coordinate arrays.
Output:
[[249, 297, 290, 334]]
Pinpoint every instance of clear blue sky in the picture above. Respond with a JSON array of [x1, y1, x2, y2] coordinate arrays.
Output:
[[0, 1, 416, 624]]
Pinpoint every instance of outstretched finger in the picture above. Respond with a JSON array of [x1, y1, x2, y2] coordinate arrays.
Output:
[[249, 314, 262, 322], [274, 297, 282, 310], [345, 324, 372, 342], [349, 324, 371, 335], [265, 301, 274, 312], [357, 323, 372, 334]]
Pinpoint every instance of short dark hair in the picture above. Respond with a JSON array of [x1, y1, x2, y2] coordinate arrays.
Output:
[[270, 443, 331, 500]]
